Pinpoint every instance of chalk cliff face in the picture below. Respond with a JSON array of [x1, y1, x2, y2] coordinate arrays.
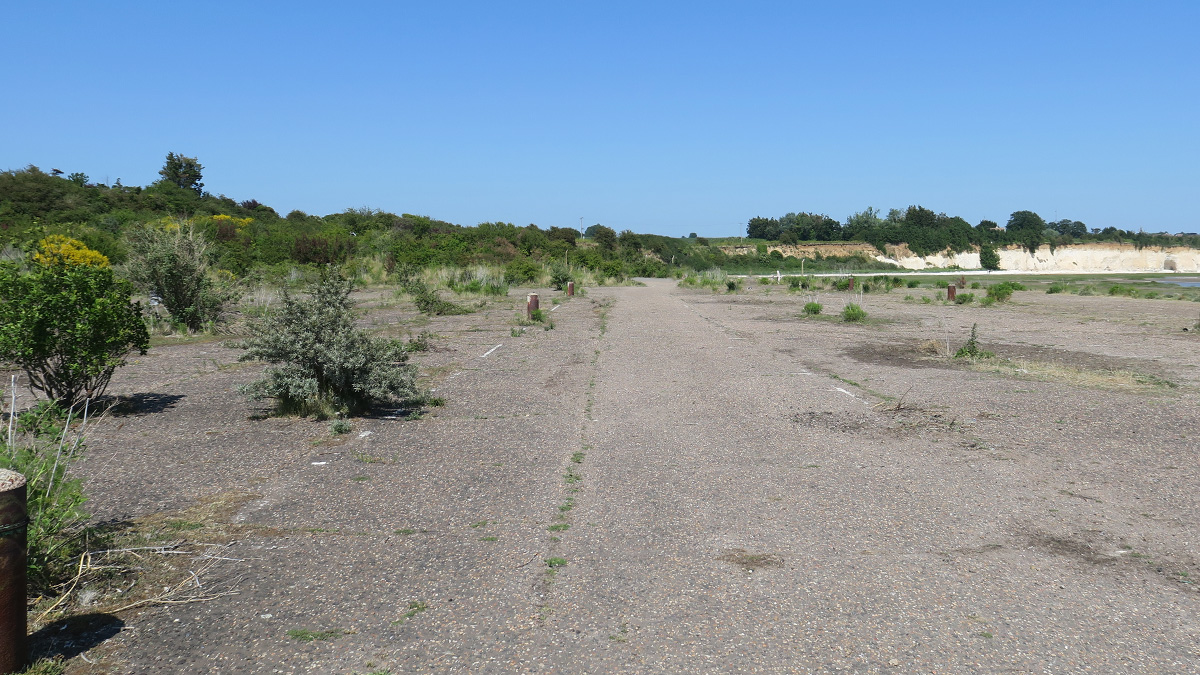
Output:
[[878, 243, 1200, 272], [719, 242, 1200, 273]]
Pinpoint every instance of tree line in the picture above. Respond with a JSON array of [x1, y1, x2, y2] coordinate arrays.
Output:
[[747, 206, 1200, 256]]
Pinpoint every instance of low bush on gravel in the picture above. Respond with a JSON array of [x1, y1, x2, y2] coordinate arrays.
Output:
[[954, 292, 976, 305], [239, 270, 420, 417], [986, 281, 1025, 303], [841, 303, 867, 322], [803, 302, 823, 316]]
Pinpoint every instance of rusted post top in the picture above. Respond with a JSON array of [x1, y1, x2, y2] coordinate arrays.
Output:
[[0, 469, 26, 674], [527, 293, 539, 319], [947, 284, 957, 301], [567, 281, 574, 297]]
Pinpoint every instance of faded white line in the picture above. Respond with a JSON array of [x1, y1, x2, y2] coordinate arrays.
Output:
[[833, 387, 869, 404], [481, 344, 503, 358], [551, 304, 561, 312]]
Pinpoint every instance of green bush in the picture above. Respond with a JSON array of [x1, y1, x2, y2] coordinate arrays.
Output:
[[954, 292, 976, 304], [123, 224, 239, 331], [239, 271, 420, 417], [0, 257, 149, 404], [906, 280, 919, 288], [549, 266, 573, 291], [970, 282, 981, 289], [841, 303, 867, 322], [504, 258, 540, 285], [725, 280, 737, 292], [1046, 282, 1067, 294], [986, 281, 1024, 303], [803, 302, 822, 315], [787, 276, 802, 289]]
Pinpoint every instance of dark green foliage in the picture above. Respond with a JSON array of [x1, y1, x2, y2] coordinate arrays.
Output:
[[590, 225, 617, 251], [954, 292, 976, 304], [504, 258, 541, 285], [1046, 282, 1067, 294], [123, 225, 239, 330], [239, 271, 419, 416], [0, 261, 149, 404], [906, 279, 919, 288], [158, 152, 204, 195], [979, 245, 1001, 271], [803, 302, 822, 315]]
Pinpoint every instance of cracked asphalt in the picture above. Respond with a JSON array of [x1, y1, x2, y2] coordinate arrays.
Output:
[[70, 278, 1199, 673]]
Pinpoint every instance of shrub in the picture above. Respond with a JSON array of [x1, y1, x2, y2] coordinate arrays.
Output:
[[787, 276, 802, 289], [980, 296, 996, 307], [239, 271, 420, 417], [986, 282, 1023, 303], [1046, 282, 1067, 294], [725, 280, 737, 292], [841, 303, 867, 322], [549, 266, 573, 291], [803, 302, 823, 315], [954, 292, 976, 304], [504, 258, 540, 285], [123, 223, 239, 331], [906, 280, 919, 288], [970, 282, 982, 289], [0, 248, 149, 404]]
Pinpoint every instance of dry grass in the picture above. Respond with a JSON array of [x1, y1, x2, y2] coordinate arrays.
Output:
[[968, 358, 1176, 391]]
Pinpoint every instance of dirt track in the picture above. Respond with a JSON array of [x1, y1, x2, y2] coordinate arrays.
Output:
[[60, 279, 1200, 672]]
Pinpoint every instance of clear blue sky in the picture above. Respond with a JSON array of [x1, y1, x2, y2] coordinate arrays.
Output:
[[4, 2, 1197, 237]]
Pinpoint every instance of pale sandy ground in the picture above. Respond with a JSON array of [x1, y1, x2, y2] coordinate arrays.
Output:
[[52, 279, 1200, 673]]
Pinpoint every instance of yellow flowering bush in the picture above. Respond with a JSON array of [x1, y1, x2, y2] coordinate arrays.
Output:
[[32, 235, 109, 268]]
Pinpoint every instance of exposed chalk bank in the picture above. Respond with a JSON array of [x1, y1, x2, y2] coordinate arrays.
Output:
[[879, 243, 1200, 273], [719, 242, 1200, 273]]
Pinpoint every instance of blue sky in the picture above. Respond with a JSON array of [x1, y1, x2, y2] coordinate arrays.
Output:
[[3, 2, 1197, 236]]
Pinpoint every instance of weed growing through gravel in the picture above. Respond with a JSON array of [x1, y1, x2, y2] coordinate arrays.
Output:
[[287, 628, 345, 642], [803, 302, 822, 316], [954, 324, 994, 360], [330, 419, 351, 435], [571, 451, 585, 463], [545, 557, 567, 568], [548, 523, 570, 532]]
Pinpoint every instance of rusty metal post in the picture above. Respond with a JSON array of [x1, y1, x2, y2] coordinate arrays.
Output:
[[567, 281, 574, 297], [848, 276, 855, 291], [0, 470, 26, 674], [946, 284, 957, 302], [527, 293, 539, 319]]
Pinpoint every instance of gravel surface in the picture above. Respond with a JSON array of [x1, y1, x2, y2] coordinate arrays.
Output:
[[49, 280, 1200, 672]]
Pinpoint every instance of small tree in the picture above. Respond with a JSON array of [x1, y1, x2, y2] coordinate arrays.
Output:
[[123, 222, 238, 331], [239, 271, 419, 416], [158, 152, 204, 195], [979, 245, 1001, 271], [0, 238, 149, 404]]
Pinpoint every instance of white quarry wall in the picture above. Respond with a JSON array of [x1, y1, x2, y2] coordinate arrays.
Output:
[[877, 244, 1200, 273]]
